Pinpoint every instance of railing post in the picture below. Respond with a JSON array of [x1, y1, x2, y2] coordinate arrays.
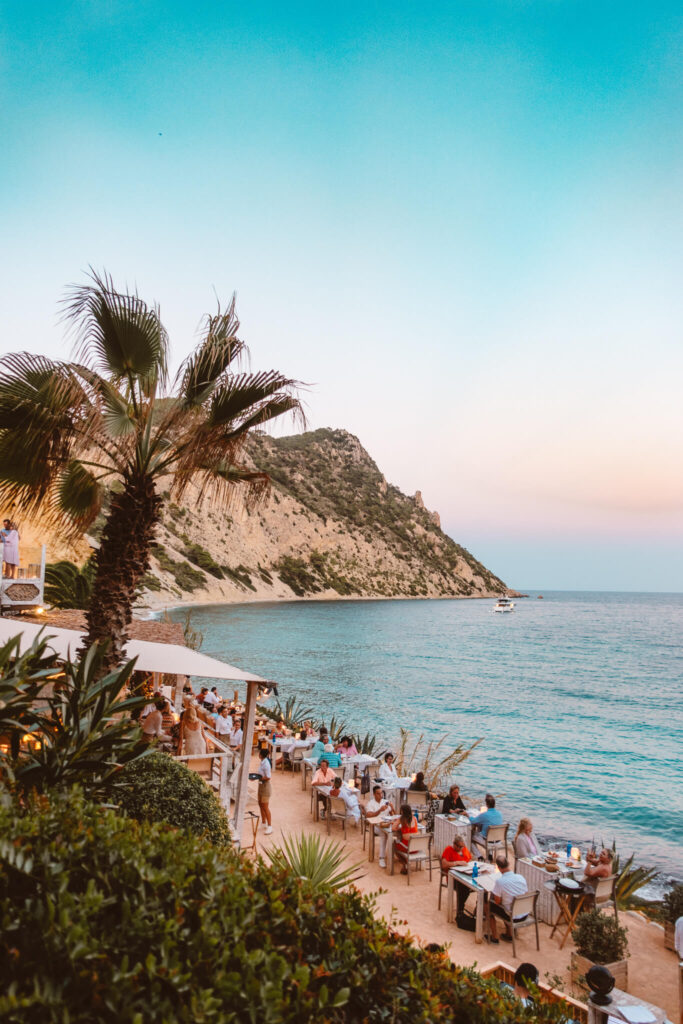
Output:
[[232, 679, 258, 845]]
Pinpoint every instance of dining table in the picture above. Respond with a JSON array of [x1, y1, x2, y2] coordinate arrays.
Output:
[[445, 862, 498, 943], [516, 856, 588, 925], [381, 777, 412, 810]]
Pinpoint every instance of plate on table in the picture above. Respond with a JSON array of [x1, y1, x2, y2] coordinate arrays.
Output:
[[558, 877, 580, 891]]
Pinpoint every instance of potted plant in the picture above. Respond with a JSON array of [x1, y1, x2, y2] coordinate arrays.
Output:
[[571, 910, 630, 992], [662, 883, 683, 951]]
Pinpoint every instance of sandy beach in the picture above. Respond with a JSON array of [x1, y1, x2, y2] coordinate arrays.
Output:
[[241, 755, 679, 1021]]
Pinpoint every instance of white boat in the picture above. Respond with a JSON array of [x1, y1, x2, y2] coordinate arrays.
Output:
[[493, 596, 515, 613]]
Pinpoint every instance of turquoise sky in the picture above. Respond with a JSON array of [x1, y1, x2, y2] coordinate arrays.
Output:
[[1, 1, 682, 589]]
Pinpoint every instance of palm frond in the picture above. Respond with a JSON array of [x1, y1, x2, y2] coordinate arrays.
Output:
[[266, 832, 364, 891], [176, 294, 248, 407], [62, 268, 168, 390]]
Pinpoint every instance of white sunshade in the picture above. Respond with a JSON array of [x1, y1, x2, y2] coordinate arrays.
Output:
[[0, 617, 268, 683]]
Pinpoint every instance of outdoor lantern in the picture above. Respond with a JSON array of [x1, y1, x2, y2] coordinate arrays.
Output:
[[411, 773, 416, 783], [585, 965, 615, 1006], [571, 846, 581, 860]]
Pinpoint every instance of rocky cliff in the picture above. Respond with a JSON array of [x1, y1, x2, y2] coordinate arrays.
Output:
[[137, 428, 506, 608]]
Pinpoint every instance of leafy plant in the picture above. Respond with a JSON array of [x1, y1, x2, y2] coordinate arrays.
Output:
[[324, 715, 348, 743], [272, 696, 315, 731], [266, 832, 365, 891], [662, 883, 683, 923], [605, 840, 658, 908], [116, 751, 230, 846], [44, 556, 97, 609], [0, 787, 563, 1022], [183, 542, 224, 578], [572, 910, 629, 964], [161, 608, 204, 652], [353, 731, 388, 759], [0, 635, 148, 799], [394, 728, 482, 790]]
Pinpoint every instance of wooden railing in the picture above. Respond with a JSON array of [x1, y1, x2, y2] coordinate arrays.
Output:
[[480, 962, 589, 1023]]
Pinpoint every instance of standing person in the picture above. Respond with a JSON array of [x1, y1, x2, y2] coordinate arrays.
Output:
[[179, 705, 208, 755], [2, 519, 19, 578], [378, 752, 399, 785], [214, 705, 233, 738], [257, 748, 273, 835], [229, 717, 244, 752]]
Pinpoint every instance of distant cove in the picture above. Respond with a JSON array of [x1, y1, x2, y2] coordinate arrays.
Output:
[[166, 591, 683, 887]]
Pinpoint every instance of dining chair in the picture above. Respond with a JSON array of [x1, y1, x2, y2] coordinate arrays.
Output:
[[491, 888, 540, 958], [405, 789, 429, 817], [289, 747, 305, 774], [592, 874, 619, 926], [472, 822, 509, 862], [327, 796, 349, 839], [391, 833, 433, 884]]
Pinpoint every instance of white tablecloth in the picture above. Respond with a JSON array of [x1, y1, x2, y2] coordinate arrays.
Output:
[[515, 857, 587, 924], [433, 814, 472, 856]]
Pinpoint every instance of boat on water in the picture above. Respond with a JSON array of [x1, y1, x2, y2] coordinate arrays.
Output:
[[493, 596, 515, 613]]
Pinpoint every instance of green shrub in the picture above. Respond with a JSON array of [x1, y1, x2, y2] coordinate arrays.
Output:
[[153, 544, 207, 592], [183, 543, 224, 579], [572, 909, 629, 963], [0, 788, 564, 1023], [116, 751, 231, 846]]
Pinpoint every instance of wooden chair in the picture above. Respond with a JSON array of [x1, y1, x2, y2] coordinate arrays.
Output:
[[405, 789, 429, 817], [472, 822, 509, 862], [391, 832, 433, 884], [360, 804, 369, 850], [592, 874, 619, 926], [490, 890, 540, 959], [328, 795, 349, 839], [438, 867, 450, 910]]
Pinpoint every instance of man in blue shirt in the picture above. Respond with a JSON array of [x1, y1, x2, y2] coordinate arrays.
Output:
[[310, 728, 329, 762], [469, 793, 503, 850], [316, 743, 342, 769]]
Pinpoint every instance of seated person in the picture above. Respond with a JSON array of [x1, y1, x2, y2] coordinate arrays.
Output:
[[378, 752, 399, 785], [514, 817, 540, 859], [329, 776, 361, 823], [442, 783, 466, 815], [310, 729, 330, 761], [440, 835, 472, 873], [582, 847, 614, 890], [487, 854, 529, 943], [392, 803, 419, 875], [316, 742, 342, 768], [513, 963, 539, 1006], [204, 686, 219, 708], [336, 735, 358, 757], [469, 794, 503, 850], [311, 758, 336, 817], [409, 771, 428, 792], [364, 784, 393, 868], [196, 686, 210, 707], [302, 720, 317, 739], [292, 729, 312, 748]]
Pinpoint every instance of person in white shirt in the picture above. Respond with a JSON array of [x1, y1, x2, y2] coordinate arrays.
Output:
[[378, 752, 399, 786], [488, 854, 529, 943], [329, 777, 360, 823], [204, 687, 219, 708], [257, 749, 272, 834], [364, 784, 393, 867], [229, 719, 244, 751], [214, 706, 232, 737]]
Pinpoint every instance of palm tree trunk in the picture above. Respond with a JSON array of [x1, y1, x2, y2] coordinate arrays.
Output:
[[83, 474, 162, 674]]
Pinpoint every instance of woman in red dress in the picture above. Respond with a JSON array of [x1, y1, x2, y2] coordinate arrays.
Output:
[[392, 802, 419, 874]]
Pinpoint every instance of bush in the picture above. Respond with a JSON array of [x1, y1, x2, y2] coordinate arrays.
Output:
[[572, 909, 629, 963], [116, 751, 231, 846], [663, 883, 683, 923], [0, 788, 564, 1023]]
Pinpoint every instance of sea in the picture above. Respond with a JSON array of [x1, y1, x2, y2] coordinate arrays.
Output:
[[165, 591, 683, 892]]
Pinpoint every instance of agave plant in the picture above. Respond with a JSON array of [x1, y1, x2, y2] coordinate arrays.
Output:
[[323, 715, 349, 743], [266, 832, 364, 891], [272, 696, 315, 732], [394, 728, 482, 791], [353, 731, 388, 759], [0, 629, 148, 798], [607, 841, 658, 908]]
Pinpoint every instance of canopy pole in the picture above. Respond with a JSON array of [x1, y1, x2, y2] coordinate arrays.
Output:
[[233, 679, 258, 845]]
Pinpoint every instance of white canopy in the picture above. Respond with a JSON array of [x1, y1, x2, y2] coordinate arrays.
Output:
[[0, 617, 268, 683]]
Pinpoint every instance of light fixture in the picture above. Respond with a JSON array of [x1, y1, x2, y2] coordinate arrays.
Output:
[[585, 965, 615, 1006]]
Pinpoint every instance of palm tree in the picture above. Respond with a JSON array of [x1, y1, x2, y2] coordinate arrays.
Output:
[[0, 270, 302, 672]]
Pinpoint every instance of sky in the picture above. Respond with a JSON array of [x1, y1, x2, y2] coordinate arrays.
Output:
[[1, 0, 682, 590]]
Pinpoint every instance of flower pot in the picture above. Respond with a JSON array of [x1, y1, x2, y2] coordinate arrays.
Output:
[[571, 951, 628, 993], [664, 920, 676, 952]]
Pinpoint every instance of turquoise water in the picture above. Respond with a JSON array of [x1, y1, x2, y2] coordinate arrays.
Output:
[[166, 592, 682, 883]]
